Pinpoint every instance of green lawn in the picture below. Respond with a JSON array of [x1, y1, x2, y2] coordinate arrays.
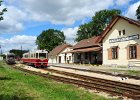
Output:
[[110, 69, 140, 76], [0, 61, 117, 100]]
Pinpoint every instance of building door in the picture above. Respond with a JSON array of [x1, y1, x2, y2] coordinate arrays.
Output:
[[64, 54, 67, 63], [59, 56, 61, 63]]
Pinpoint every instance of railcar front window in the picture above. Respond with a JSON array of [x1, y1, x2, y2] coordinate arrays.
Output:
[[39, 53, 46, 59], [8, 55, 15, 59]]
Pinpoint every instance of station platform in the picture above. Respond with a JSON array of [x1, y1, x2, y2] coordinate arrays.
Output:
[[48, 63, 140, 71]]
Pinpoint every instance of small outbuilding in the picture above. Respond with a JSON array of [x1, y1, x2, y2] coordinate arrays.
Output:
[[48, 43, 73, 64]]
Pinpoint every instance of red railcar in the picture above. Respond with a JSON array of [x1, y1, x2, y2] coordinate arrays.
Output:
[[21, 50, 48, 67]]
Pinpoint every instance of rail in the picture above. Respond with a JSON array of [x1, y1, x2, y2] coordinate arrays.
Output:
[[11, 65, 140, 99]]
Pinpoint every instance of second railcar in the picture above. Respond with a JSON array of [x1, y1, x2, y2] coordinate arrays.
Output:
[[21, 50, 48, 68], [6, 53, 16, 64]]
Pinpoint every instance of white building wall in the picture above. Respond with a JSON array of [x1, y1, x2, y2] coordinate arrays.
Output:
[[103, 19, 140, 66], [59, 47, 73, 63], [48, 47, 73, 64], [48, 55, 57, 63]]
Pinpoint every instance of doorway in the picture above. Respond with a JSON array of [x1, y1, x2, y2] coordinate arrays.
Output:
[[59, 56, 61, 63]]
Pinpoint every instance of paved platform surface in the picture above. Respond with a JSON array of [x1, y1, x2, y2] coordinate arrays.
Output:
[[48, 63, 140, 86], [48, 63, 140, 71]]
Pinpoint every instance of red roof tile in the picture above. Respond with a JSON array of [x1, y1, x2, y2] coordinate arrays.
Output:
[[49, 43, 72, 56], [73, 36, 101, 49], [66, 47, 102, 53]]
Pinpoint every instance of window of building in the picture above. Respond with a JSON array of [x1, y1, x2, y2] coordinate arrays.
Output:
[[123, 29, 125, 35], [119, 31, 121, 36], [129, 45, 137, 59], [111, 47, 118, 59]]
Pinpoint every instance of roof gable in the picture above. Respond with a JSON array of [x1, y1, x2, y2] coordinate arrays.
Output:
[[49, 43, 72, 56], [98, 15, 140, 42]]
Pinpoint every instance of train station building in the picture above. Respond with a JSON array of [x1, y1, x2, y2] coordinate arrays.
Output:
[[67, 36, 102, 64], [100, 15, 140, 66], [48, 15, 140, 67]]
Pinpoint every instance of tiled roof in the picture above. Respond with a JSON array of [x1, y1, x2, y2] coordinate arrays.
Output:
[[49, 43, 72, 56], [66, 47, 102, 53], [73, 36, 101, 49], [98, 15, 140, 42], [120, 15, 140, 27]]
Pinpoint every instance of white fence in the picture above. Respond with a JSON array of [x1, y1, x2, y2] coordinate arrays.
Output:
[[128, 61, 140, 67]]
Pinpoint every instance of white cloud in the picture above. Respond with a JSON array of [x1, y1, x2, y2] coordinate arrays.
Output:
[[0, 35, 37, 52], [0, 0, 119, 33], [0, 5, 26, 33], [125, 1, 140, 19], [2, 0, 139, 34], [62, 27, 79, 44], [18, 0, 114, 25], [115, 0, 131, 6]]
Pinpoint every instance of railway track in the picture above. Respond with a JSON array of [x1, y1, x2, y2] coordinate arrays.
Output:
[[45, 69, 140, 98], [49, 65, 140, 80], [12, 66, 140, 99]]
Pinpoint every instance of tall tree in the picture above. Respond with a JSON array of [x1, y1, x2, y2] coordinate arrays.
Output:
[[136, 5, 140, 20], [36, 29, 65, 51], [75, 22, 93, 42], [75, 9, 121, 42], [9, 49, 29, 58], [0, 0, 7, 21]]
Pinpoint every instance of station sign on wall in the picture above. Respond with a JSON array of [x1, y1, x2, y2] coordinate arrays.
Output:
[[109, 34, 139, 43]]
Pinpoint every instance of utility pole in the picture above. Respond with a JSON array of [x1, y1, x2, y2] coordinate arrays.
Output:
[[21, 45, 22, 51], [21, 45, 22, 58], [0, 45, 2, 55]]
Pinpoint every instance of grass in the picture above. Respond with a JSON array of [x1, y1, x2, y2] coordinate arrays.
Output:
[[0, 61, 117, 100], [110, 69, 140, 76], [104, 68, 140, 76]]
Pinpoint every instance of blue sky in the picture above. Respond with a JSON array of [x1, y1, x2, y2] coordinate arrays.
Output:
[[0, 0, 140, 53]]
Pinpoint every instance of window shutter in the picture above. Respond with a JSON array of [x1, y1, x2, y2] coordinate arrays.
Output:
[[108, 48, 112, 60], [137, 44, 140, 60], [126, 46, 129, 60], [117, 47, 119, 59]]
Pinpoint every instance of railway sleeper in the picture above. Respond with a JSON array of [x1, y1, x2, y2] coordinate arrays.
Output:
[[48, 75, 140, 99], [46, 69, 140, 91], [13, 67, 140, 99]]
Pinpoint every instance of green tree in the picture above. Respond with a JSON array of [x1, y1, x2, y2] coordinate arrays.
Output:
[[9, 49, 29, 58], [75, 22, 93, 42], [75, 9, 121, 42], [0, 0, 7, 21], [36, 29, 65, 51], [136, 5, 140, 20]]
